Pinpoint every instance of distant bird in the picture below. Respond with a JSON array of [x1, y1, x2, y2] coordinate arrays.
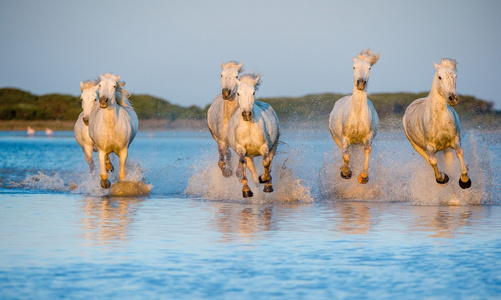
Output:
[[45, 128, 54, 136], [27, 126, 35, 136]]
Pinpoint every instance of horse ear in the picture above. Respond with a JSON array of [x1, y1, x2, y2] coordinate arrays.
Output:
[[80, 81, 85, 92], [119, 81, 126, 87], [353, 57, 357, 63], [434, 62, 440, 71], [373, 52, 381, 65], [237, 63, 243, 70]]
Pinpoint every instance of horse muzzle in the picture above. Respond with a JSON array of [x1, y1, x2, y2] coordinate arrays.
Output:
[[356, 79, 367, 90], [99, 97, 109, 108], [222, 88, 231, 100], [242, 111, 252, 121], [448, 93, 459, 106], [83, 117, 89, 126]]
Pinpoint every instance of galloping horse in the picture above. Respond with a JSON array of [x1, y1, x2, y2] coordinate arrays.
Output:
[[227, 74, 280, 198], [403, 59, 471, 189], [329, 48, 380, 184], [207, 61, 243, 177], [74, 80, 99, 172], [89, 73, 139, 188]]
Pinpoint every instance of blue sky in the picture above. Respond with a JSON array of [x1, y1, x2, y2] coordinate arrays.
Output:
[[1, 0, 500, 108]]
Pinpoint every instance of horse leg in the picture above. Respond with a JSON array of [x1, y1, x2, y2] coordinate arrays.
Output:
[[258, 145, 274, 193], [83, 145, 94, 173], [105, 153, 114, 173], [426, 145, 448, 184], [237, 150, 253, 198], [454, 143, 471, 189], [246, 157, 259, 183], [118, 147, 128, 181], [98, 151, 111, 188], [340, 138, 352, 179], [224, 146, 233, 177], [218, 143, 231, 178], [358, 138, 372, 184]]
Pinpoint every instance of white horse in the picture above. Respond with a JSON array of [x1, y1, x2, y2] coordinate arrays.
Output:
[[74, 80, 99, 172], [89, 73, 139, 188], [207, 61, 243, 177], [227, 74, 280, 198], [403, 58, 471, 189], [329, 48, 380, 184]]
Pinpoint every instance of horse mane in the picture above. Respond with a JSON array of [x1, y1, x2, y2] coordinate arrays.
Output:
[[222, 61, 244, 74], [100, 73, 132, 107], [80, 78, 99, 92], [440, 58, 457, 71], [357, 48, 380, 66], [238, 73, 261, 91]]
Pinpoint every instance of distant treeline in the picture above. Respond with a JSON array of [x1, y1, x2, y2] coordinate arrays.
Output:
[[0, 87, 499, 129]]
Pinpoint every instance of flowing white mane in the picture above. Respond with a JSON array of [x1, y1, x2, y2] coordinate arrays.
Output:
[[238, 73, 261, 91], [357, 48, 380, 66], [222, 61, 244, 73], [439, 58, 457, 71], [80, 79, 99, 92]]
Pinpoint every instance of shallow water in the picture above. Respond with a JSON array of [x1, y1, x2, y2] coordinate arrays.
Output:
[[0, 129, 500, 298]]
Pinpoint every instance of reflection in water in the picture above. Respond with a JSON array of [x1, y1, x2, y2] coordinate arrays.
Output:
[[412, 206, 480, 238], [333, 202, 375, 235], [210, 203, 275, 242], [80, 197, 144, 245]]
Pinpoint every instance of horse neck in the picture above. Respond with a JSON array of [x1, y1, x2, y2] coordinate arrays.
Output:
[[101, 103, 121, 125], [223, 94, 238, 120], [427, 79, 448, 114], [349, 87, 369, 115]]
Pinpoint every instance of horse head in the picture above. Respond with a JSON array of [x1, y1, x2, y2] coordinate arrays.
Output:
[[221, 61, 243, 100], [236, 74, 260, 121], [434, 59, 458, 106], [352, 49, 380, 91], [80, 80, 99, 125], [97, 73, 127, 109]]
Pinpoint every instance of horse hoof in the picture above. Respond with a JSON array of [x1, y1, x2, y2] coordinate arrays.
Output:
[[259, 175, 271, 184], [107, 166, 114, 173], [222, 169, 232, 178], [101, 179, 111, 189], [242, 190, 253, 198], [436, 173, 449, 185], [459, 178, 472, 189], [358, 175, 369, 184], [263, 185, 274, 193], [340, 170, 352, 180]]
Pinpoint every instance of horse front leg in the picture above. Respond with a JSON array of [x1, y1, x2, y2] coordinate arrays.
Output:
[[83, 144, 95, 173], [237, 148, 253, 198], [340, 137, 352, 179], [358, 137, 373, 184], [258, 145, 274, 193], [98, 150, 111, 188], [454, 143, 471, 189], [426, 145, 449, 184], [118, 147, 128, 181], [105, 153, 114, 173], [218, 142, 231, 178]]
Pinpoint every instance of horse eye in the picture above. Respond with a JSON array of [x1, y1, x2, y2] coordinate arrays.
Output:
[[253, 91, 255, 95], [237, 93, 240, 96], [220, 75, 223, 77], [438, 76, 442, 80]]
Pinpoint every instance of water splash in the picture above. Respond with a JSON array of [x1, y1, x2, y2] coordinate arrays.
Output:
[[186, 145, 313, 203]]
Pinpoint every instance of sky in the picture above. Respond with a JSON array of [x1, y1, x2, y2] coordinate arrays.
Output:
[[1, 0, 501, 109]]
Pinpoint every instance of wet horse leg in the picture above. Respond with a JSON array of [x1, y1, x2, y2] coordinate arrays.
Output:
[[217, 143, 231, 178], [340, 137, 352, 179], [426, 145, 449, 184], [259, 144, 274, 193], [83, 144, 95, 173], [237, 151, 253, 198], [98, 150, 111, 188], [358, 138, 372, 184], [118, 147, 128, 181], [454, 141, 471, 189], [105, 153, 114, 172]]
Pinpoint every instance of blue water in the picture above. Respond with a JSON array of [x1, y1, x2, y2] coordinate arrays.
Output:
[[0, 129, 500, 298]]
